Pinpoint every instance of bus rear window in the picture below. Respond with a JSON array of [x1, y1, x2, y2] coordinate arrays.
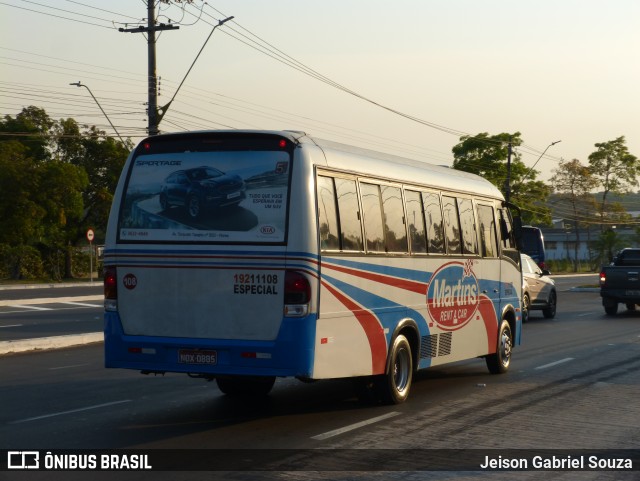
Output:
[[117, 139, 291, 244]]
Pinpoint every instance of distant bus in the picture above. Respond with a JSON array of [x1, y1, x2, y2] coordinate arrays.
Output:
[[103, 130, 523, 404], [521, 226, 546, 269]]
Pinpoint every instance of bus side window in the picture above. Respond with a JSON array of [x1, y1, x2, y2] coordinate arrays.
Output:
[[405, 190, 427, 254], [423, 191, 445, 254], [477, 204, 498, 258], [317, 176, 340, 250], [442, 195, 461, 254], [457, 198, 478, 255], [499, 208, 515, 250], [335, 177, 364, 251], [360, 183, 385, 252], [380, 185, 408, 253]]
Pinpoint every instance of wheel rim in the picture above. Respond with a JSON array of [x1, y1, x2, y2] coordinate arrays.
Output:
[[500, 327, 512, 367], [394, 346, 411, 394]]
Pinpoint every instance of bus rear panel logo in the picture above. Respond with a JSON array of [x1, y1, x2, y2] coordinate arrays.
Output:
[[427, 261, 479, 330]]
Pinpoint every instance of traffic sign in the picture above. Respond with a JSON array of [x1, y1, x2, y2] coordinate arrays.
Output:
[[87, 229, 95, 242]]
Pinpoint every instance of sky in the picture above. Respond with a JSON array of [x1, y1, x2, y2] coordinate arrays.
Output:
[[1, 0, 639, 182]]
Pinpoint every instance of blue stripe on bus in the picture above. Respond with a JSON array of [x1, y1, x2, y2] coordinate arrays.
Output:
[[322, 273, 430, 337]]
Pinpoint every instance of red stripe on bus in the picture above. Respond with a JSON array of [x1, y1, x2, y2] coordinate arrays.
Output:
[[320, 280, 388, 375], [477, 295, 498, 354], [322, 262, 426, 295]]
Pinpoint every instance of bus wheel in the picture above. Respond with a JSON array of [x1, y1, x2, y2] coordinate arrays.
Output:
[[377, 334, 413, 404], [486, 319, 512, 374], [216, 376, 276, 397]]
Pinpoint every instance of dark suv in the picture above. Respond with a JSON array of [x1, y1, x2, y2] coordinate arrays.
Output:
[[159, 166, 245, 219]]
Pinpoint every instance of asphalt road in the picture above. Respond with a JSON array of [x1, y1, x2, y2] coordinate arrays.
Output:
[[1, 278, 639, 480], [0, 284, 103, 345]]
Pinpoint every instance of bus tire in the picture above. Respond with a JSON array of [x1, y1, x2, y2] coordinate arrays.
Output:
[[216, 375, 276, 397], [377, 334, 413, 404], [486, 319, 512, 374]]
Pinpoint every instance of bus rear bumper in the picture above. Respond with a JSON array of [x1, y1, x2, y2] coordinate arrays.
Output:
[[104, 311, 315, 378]]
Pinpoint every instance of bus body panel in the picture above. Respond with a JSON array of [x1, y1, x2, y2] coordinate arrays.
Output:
[[104, 130, 521, 387]]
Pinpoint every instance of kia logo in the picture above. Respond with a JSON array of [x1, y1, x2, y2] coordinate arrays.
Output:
[[260, 225, 276, 235]]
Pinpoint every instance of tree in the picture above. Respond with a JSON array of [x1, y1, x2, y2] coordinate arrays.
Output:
[[452, 132, 551, 225], [0, 106, 129, 279], [74, 125, 130, 235], [550, 159, 598, 271], [0, 106, 54, 161], [0, 141, 46, 246], [588, 136, 639, 228]]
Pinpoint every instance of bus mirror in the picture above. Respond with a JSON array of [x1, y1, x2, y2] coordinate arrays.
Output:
[[513, 216, 523, 251]]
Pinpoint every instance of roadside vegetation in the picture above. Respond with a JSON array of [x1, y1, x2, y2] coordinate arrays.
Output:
[[1, 106, 638, 280]]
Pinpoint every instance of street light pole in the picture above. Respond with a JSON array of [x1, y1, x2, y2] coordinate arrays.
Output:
[[157, 16, 234, 126], [69, 82, 125, 144], [522, 140, 562, 183]]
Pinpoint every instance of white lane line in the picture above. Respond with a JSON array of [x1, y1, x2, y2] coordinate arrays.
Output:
[[535, 358, 574, 370], [0, 295, 102, 307], [6, 305, 52, 311], [60, 301, 102, 308], [48, 363, 91, 370], [9, 400, 132, 424], [311, 412, 401, 440], [0, 324, 23, 328]]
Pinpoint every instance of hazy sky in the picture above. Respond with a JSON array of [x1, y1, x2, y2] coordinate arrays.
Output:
[[2, 0, 639, 181]]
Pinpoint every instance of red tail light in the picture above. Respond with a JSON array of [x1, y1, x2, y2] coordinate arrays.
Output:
[[104, 266, 117, 300], [599, 270, 606, 286], [284, 270, 310, 317]]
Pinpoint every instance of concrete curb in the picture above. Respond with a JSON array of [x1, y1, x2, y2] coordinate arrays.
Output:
[[0, 332, 103, 355]]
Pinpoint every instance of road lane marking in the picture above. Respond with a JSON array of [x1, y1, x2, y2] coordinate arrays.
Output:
[[60, 301, 103, 308], [48, 363, 91, 370], [0, 324, 23, 328], [311, 412, 401, 440], [6, 305, 52, 311], [0, 295, 102, 307], [9, 400, 132, 424], [535, 358, 574, 370]]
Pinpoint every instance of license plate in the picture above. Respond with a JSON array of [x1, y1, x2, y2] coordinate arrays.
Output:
[[626, 290, 640, 297], [227, 191, 241, 199], [178, 349, 217, 365]]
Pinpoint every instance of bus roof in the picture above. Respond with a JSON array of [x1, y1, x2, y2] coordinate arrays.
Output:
[[141, 129, 504, 200]]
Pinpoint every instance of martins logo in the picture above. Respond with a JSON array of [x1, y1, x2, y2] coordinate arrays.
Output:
[[427, 260, 479, 330]]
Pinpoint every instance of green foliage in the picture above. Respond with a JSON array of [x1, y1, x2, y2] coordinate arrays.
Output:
[[588, 136, 639, 222], [590, 229, 627, 265], [0, 244, 45, 280], [452, 132, 551, 225], [0, 106, 129, 280]]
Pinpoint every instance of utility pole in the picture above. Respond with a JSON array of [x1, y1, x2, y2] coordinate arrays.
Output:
[[119, 3, 178, 136], [505, 138, 513, 204]]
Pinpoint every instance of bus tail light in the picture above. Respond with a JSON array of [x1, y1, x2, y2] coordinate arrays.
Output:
[[284, 270, 310, 318], [104, 266, 118, 311]]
